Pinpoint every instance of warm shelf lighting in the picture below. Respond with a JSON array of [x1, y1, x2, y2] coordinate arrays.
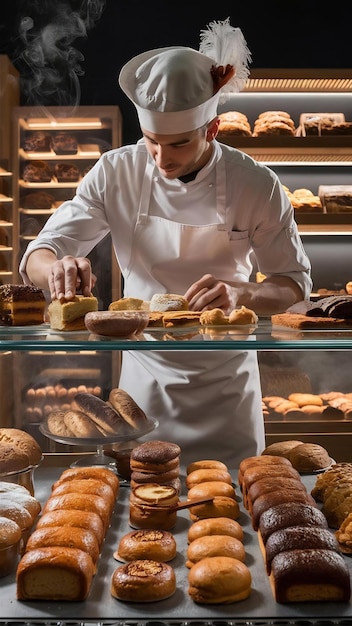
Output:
[[27, 118, 102, 129]]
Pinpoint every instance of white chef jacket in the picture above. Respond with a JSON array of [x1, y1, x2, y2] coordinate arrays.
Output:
[[20, 140, 312, 470]]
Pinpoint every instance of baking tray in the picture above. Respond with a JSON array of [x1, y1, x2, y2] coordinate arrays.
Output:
[[1, 461, 352, 622]]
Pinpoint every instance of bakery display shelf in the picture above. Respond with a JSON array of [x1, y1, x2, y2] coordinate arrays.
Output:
[[19, 180, 79, 188], [1, 461, 352, 622], [1, 621, 352, 626], [0, 195, 13, 202], [20, 208, 56, 215], [19, 148, 102, 160], [295, 213, 352, 225], [0, 220, 13, 226], [2, 320, 352, 351], [0, 169, 12, 177], [218, 136, 352, 149]]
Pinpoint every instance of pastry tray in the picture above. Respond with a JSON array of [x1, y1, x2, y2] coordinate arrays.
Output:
[[2, 461, 352, 622]]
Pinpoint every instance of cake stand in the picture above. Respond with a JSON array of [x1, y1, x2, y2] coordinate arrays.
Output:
[[39, 417, 159, 482]]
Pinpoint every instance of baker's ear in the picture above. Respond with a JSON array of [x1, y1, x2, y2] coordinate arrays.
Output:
[[206, 117, 220, 141]]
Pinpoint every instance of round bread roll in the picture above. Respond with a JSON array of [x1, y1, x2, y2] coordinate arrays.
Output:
[[0, 515, 21, 547], [288, 442, 331, 472], [188, 556, 252, 604], [46, 410, 75, 437], [149, 293, 188, 312], [228, 305, 258, 325], [115, 529, 176, 562], [0, 481, 30, 495], [261, 440, 303, 457], [287, 393, 323, 407], [188, 481, 236, 501], [0, 428, 42, 466], [110, 559, 176, 602], [186, 468, 232, 489], [186, 459, 228, 474], [189, 495, 240, 522], [131, 466, 180, 484], [187, 517, 244, 544], [186, 534, 245, 568], [346, 281, 352, 295]]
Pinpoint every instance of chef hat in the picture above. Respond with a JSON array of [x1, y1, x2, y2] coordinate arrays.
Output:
[[118, 18, 251, 134]]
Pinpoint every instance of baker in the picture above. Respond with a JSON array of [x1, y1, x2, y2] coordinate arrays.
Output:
[[20, 18, 312, 469]]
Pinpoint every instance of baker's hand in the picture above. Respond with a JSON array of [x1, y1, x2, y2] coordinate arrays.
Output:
[[184, 274, 237, 314], [48, 255, 97, 301]]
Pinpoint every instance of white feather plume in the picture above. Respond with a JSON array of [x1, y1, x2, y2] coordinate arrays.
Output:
[[199, 17, 251, 97]]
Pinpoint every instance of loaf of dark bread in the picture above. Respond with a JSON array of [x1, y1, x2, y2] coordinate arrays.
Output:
[[73, 392, 134, 436]]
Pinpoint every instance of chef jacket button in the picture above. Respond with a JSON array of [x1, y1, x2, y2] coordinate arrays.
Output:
[[209, 183, 214, 187], [153, 176, 159, 182]]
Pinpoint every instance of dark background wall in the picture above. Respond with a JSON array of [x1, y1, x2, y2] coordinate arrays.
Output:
[[1, 0, 351, 144]]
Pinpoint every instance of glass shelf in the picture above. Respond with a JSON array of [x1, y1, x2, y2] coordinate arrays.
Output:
[[1, 320, 352, 351]]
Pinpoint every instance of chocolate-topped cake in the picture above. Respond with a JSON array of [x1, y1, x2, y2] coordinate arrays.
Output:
[[52, 133, 78, 155], [23, 132, 52, 152], [0, 284, 46, 326]]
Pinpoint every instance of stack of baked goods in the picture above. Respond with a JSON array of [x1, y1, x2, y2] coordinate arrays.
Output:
[[271, 295, 352, 331], [45, 388, 149, 439], [252, 111, 296, 137], [185, 458, 252, 604], [0, 514, 23, 577], [0, 284, 46, 326], [283, 186, 324, 213], [262, 391, 348, 421], [24, 382, 102, 425], [217, 111, 252, 137], [258, 500, 350, 603], [241, 453, 351, 603], [186, 459, 239, 522], [16, 466, 119, 601], [129, 440, 181, 492]]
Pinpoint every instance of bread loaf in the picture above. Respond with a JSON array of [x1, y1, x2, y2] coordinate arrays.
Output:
[[25, 525, 100, 569], [187, 517, 244, 543], [48, 295, 98, 331], [270, 549, 350, 603], [53, 466, 119, 497], [108, 388, 148, 430], [73, 392, 132, 436], [16, 546, 95, 600]]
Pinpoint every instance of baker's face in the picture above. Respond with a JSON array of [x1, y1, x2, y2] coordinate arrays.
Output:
[[142, 120, 218, 179]]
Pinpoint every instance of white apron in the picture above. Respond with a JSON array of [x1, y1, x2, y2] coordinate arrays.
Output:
[[118, 156, 265, 470]]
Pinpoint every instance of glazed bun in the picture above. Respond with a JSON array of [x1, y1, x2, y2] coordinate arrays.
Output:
[[110, 559, 176, 602], [186, 535, 245, 568], [115, 529, 176, 562], [187, 517, 244, 543], [188, 556, 252, 604]]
